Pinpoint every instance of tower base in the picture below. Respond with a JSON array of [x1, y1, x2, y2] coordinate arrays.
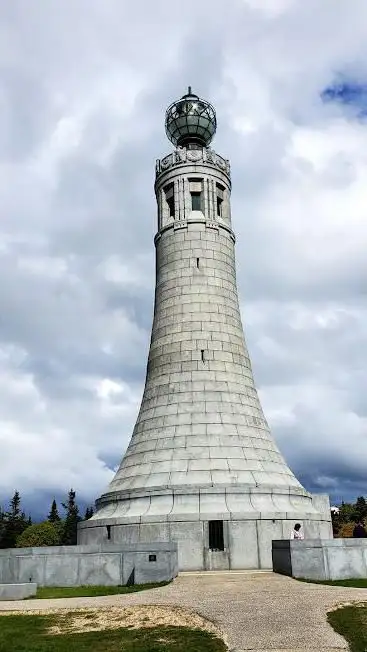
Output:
[[78, 485, 332, 571]]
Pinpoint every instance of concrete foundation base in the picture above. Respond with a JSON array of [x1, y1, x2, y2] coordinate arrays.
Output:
[[0, 543, 178, 587], [78, 488, 332, 571], [0, 583, 37, 600], [273, 538, 367, 580]]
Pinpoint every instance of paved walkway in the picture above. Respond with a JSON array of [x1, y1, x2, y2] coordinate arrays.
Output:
[[1, 571, 367, 650]]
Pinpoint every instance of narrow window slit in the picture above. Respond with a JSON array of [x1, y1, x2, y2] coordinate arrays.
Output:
[[196, 257, 200, 268], [217, 196, 223, 217], [216, 183, 225, 218], [106, 525, 111, 540], [201, 349, 205, 363], [164, 183, 175, 219]]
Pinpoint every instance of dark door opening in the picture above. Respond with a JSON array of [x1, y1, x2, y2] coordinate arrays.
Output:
[[209, 520, 224, 551]]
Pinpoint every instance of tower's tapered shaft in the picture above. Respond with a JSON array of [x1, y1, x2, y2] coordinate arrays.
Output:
[[79, 89, 332, 570], [109, 147, 300, 495]]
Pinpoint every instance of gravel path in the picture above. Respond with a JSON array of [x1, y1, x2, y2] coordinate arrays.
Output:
[[1, 571, 367, 651]]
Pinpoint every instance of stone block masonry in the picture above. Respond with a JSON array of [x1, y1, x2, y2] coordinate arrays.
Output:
[[80, 90, 333, 570], [0, 543, 178, 587], [273, 538, 367, 580], [109, 219, 298, 494]]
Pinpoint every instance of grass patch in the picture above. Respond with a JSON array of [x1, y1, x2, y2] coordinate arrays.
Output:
[[31, 582, 169, 599], [297, 578, 367, 588], [0, 612, 226, 652], [328, 603, 367, 652]]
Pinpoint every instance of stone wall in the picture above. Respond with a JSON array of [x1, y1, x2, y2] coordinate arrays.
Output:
[[0, 583, 37, 600], [79, 507, 333, 571], [0, 543, 178, 587], [272, 539, 367, 580]]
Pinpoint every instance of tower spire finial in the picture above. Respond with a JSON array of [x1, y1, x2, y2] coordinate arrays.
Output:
[[165, 88, 217, 147]]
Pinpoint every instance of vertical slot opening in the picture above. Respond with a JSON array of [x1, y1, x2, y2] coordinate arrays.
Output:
[[189, 178, 203, 212], [167, 196, 175, 218], [106, 525, 111, 540], [217, 196, 223, 217], [201, 349, 205, 363], [216, 183, 225, 218], [164, 183, 175, 218], [209, 520, 224, 551], [196, 257, 200, 268], [191, 191, 202, 211]]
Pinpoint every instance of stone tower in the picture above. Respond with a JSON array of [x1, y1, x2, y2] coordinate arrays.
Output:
[[79, 88, 332, 570]]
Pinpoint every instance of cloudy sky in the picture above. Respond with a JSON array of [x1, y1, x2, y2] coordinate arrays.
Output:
[[0, 0, 367, 517]]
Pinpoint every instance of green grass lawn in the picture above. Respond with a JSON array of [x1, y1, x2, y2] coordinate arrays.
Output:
[[328, 603, 367, 652], [31, 582, 170, 599], [298, 578, 367, 588], [0, 612, 226, 652]]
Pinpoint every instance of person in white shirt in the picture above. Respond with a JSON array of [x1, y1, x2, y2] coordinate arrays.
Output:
[[290, 523, 304, 540]]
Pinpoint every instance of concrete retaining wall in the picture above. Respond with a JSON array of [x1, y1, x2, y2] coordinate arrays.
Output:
[[273, 539, 367, 580], [0, 543, 178, 587], [0, 583, 37, 600]]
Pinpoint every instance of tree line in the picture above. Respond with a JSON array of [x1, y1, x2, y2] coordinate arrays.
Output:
[[1, 491, 366, 548], [0, 490, 94, 549], [332, 496, 367, 537]]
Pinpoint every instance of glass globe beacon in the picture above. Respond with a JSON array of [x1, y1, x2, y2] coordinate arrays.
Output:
[[165, 87, 217, 148]]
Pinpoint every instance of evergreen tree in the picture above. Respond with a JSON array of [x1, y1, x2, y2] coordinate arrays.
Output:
[[0, 506, 5, 547], [354, 496, 367, 522], [48, 499, 60, 523], [10, 490, 21, 517], [61, 489, 80, 545], [0, 491, 29, 548], [84, 506, 94, 520]]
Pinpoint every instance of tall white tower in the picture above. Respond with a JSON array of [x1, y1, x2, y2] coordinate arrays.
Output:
[[79, 89, 332, 570]]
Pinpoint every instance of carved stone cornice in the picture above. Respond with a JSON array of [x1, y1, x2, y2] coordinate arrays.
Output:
[[155, 146, 231, 179]]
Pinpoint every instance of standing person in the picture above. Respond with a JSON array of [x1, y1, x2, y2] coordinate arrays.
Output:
[[290, 523, 304, 540], [353, 521, 367, 538]]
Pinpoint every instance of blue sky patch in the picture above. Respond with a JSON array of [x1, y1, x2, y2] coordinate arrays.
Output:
[[322, 80, 367, 116]]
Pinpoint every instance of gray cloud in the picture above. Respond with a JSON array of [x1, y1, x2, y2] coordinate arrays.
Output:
[[0, 0, 367, 512]]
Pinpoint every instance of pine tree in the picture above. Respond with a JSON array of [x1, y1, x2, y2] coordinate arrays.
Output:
[[48, 499, 60, 523], [10, 490, 21, 518], [0, 491, 29, 548], [0, 506, 5, 547], [84, 506, 94, 520], [61, 489, 80, 545], [355, 496, 367, 522]]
